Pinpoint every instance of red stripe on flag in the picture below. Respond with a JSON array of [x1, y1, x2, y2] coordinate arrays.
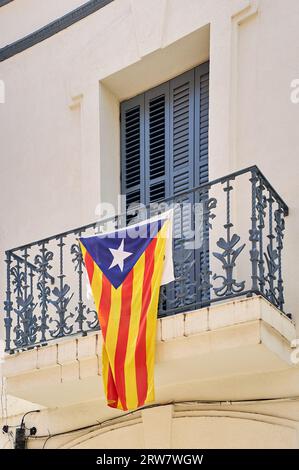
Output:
[[135, 237, 157, 408], [84, 250, 94, 284], [114, 269, 134, 411], [107, 363, 118, 408], [98, 275, 118, 407]]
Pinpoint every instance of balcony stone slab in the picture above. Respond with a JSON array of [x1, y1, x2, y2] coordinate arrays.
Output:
[[37, 344, 57, 369], [3, 296, 298, 408], [77, 335, 97, 359], [161, 313, 185, 341], [184, 307, 209, 336], [57, 340, 77, 365]]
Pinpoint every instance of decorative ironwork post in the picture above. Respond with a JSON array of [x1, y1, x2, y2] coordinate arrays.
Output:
[[264, 191, 278, 306], [199, 196, 216, 304], [213, 178, 245, 297], [49, 236, 74, 338], [35, 241, 53, 342], [249, 169, 259, 292], [71, 231, 86, 335], [256, 175, 267, 294], [274, 203, 285, 311]]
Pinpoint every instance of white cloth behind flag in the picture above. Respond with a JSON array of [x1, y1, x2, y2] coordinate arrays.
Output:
[[158, 210, 174, 285]]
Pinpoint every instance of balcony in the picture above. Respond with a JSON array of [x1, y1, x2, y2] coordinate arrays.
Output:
[[4, 166, 290, 354]]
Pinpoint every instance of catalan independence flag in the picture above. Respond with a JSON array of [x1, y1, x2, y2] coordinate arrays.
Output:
[[79, 213, 173, 411]]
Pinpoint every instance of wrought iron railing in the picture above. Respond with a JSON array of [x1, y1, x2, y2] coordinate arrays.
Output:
[[4, 166, 289, 353]]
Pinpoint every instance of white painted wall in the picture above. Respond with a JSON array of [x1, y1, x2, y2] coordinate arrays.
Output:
[[1, 0, 297, 315], [1, 0, 299, 448], [0, 0, 86, 47], [234, 0, 299, 321]]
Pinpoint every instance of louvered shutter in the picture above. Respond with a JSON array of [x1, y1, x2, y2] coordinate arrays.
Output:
[[120, 95, 145, 211], [121, 86, 169, 209], [195, 61, 209, 187], [144, 83, 170, 203], [168, 70, 195, 306], [120, 62, 209, 308], [121, 63, 209, 204], [194, 62, 210, 305], [169, 69, 195, 197]]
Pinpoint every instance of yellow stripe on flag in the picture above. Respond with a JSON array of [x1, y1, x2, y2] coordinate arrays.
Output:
[[80, 242, 86, 259], [102, 344, 109, 398], [91, 263, 103, 311], [145, 222, 168, 404]]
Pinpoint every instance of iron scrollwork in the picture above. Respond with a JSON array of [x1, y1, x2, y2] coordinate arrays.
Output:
[[256, 178, 267, 293], [70, 240, 99, 334], [213, 234, 246, 297], [49, 236, 74, 338], [263, 193, 286, 310], [34, 242, 54, 342], [212, 180, 246, 297], [11, 250, 38, 349], [198, 196, 217, 303], [274, 205, 285, 310], [4, 167, 289, 352]]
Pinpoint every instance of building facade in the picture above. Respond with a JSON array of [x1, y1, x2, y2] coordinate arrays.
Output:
[[0, 0, 299, 449]]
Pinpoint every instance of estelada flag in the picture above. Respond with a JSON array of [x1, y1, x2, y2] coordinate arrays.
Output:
[[79, 212, 174, 411]]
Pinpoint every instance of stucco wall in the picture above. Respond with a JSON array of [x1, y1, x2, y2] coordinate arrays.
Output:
[[0, 0, 87, 47], [1, 0, 299, 448], [0, 0, 298, 315]]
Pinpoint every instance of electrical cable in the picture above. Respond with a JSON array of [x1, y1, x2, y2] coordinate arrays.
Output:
[[42, 434, 52, 450], [20, 409, 41, 428]]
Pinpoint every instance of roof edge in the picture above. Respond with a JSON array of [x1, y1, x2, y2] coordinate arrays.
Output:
[[0, 0, 114, 62]]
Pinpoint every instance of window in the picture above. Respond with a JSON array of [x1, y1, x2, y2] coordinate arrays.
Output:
[[120, 61, 209, 207], [120, 62, 210, 310]]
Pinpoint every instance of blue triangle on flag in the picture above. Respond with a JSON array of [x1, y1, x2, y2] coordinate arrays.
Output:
[[80, 219, 165, 289]]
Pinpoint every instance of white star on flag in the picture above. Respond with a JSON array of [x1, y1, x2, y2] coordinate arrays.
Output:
[[108, 239, 132, 272]]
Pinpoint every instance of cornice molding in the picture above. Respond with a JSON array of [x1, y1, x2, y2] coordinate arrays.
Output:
[[0, 0, 114, 62]]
